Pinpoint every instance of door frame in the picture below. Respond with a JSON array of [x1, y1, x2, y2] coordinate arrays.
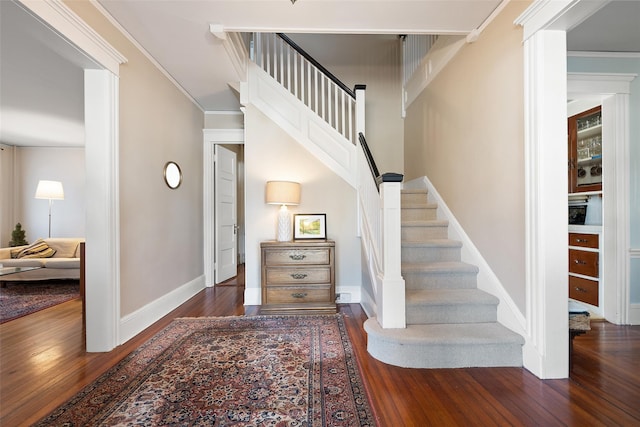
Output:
[[19, 0, 126, 352], [515, 0, 633, 378], [203, 129, 244, 286]]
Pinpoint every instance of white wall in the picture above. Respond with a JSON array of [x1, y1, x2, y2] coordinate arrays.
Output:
[[244, 105, 361, 304], [4, 146, 85, 243], [403, 2, 530, 311]]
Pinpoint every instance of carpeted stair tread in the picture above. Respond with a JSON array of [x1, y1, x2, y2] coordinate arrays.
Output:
[[364, 319, 524, 346], [402, 219, 449, 227], [402, 239, 462, 248], [406, 289, 498, 306], [401, 202, 438, 209], [401, 189, 428, 194], [402, 261, 479, 274]]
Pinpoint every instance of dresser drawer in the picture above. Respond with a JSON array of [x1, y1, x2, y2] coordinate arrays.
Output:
[[569, 276, 599, 306], [568, 233, 599, 249], [568, 249, 599, 277], [264, 248, 330, 266], [265, 267, 330, 285], [266, 286, 332, 304]]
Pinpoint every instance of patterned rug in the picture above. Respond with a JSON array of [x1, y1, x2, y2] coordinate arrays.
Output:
[[36, 315, 378, 426], [0, 281, 80, 323]]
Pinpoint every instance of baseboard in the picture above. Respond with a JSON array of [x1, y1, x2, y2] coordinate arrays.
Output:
[[119, 275, 206, 344], [336, 285, 361, 304], [403, 176, 526, 335], [629, 304, 640, 325], [244, 286, 261, 306]]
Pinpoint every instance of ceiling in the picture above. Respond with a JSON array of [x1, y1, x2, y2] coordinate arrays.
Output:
[[1, 0, 638, 148]]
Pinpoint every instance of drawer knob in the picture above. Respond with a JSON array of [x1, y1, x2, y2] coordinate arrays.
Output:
[[291, 292, 307, 298], [574, 259, 587, 265], [574, 287, 587, 293], [290, 273, 308, 280], [289, 254, 306, 261], [575, 238, 589, 243]]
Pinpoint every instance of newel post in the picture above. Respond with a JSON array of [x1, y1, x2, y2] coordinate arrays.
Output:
[[378, 173, 406, 329], [355, 84, 366, 137]]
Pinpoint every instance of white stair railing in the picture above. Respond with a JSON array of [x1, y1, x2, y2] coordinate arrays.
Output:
[[252, 33, 358, 145]]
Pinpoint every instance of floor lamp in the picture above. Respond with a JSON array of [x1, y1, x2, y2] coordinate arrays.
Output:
[[35, 180, 64, 238]]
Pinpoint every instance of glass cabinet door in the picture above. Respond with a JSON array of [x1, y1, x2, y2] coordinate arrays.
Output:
[[568, 106, 602, 193]]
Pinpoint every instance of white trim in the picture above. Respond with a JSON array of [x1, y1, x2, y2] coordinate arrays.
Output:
[[335, 285, 362, 304], [244, 286, 261, 306], [119, 275, 206, 343], [403, 177, 526, 336], [520, 30, 570, 379], [514, 0, 609, 42], [18, 0, 126, 75], [568, 73, 636, 96], [84, 70, 120, 352], [89, 0, 203, 112], [629, 305, 640, 325], [203, 129, 245, 287], [466, 0, 511, 43], [568, 51, 640, 59]]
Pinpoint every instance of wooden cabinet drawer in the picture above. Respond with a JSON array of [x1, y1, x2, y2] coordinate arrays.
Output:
[[266, 286, 332, 304], [264, 248, 330, 266], [265, 267, 330, 285], [569, 276, 599, 306], [568, 233, 599, 249], [569, 249, 599, 277]]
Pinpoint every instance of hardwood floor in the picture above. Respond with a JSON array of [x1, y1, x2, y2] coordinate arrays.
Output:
[[1, 276, 638, 426]]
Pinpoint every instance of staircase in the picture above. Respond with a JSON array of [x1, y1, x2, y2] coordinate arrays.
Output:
[[364, 188, 524, 368]]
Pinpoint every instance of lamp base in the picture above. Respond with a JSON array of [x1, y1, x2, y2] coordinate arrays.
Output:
[[276, 206, 292, 242]]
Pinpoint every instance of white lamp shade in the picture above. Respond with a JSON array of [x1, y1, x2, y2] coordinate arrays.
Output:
[[265, 181, 300, 206], [35, 180, 64, 200]]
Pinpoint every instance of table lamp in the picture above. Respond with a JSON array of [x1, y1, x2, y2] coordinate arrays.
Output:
[[265, 181, 300, 241]]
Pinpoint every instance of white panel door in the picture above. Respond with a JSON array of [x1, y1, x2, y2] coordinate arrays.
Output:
[[215, 145, 237, 284]]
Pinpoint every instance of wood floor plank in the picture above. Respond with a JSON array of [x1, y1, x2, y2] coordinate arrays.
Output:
[[1, 279, 639, 427]]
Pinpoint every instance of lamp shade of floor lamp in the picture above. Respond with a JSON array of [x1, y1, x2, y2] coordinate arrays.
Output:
[[265, 181, 300, 242], [35, 180, 64, 238]]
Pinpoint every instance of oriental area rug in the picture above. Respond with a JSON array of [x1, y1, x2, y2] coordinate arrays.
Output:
[[0, 281, 80, 324], [36, 315, 378, 426]]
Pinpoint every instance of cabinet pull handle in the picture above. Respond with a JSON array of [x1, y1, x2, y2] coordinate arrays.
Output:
[[290, 273, 307, 280], [289, 254, 306, 261], [574, 259, 587, 265], [574, 287, 587, 293], [575, 239, 589, 243], [291, 292, 307, 298]]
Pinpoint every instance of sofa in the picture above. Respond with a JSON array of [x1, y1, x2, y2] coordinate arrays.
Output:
[[0, 237, 84, 282]]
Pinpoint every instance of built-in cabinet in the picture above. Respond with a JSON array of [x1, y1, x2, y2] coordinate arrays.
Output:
[[568, 231, 600, 307], [568, 104, 603, 313], [568, 106, 602, 194]]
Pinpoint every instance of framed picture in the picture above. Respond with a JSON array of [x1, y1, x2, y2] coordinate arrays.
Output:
[[294, 214, 327, 240]]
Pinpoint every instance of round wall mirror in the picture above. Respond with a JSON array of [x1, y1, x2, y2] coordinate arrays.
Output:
[[164, 161, 182, 189]]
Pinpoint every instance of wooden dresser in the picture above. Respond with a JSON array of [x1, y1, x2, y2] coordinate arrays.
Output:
[[260, 240, 336, 315]]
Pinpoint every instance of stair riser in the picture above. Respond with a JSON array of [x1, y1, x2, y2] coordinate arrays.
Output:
[[401, 192, 428, 204], [367, 339, 523, 369], [406, 304, 497, 324], [402, 208, 437, 221], [403, 272, 477, 290], [402, 246, 461, 263], [402, 226, 448, 241]]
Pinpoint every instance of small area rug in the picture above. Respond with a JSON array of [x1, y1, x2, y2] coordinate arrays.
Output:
[[36, 314, 378, 426], [0, 281, 80, 323]]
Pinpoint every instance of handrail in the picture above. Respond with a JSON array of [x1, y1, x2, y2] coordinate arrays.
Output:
[[277, 33, 356, 99], [359, 132, 380, 181]]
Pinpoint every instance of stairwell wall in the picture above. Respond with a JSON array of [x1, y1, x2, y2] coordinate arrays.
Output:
[[403, 1, 530, 312], [243, 105, 361, 305]]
